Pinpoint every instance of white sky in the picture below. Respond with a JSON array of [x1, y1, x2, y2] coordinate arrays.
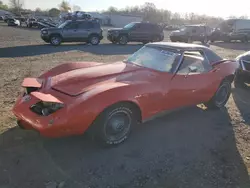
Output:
[[2, 0, 250, 18]]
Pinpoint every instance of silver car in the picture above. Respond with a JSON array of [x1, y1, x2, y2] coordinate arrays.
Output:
[[41, 20, 103, 46]]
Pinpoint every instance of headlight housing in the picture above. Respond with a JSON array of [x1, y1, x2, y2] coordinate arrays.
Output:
[[42, 30, 48, 34], [30, 101, 64, 116], [112, 31, 119, 36]]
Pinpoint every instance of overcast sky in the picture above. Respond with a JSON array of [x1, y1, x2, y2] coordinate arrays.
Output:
[[2, 0, 250, 18]]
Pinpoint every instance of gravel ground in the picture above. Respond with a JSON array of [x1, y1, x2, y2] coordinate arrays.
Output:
[[0, 22, 250, 188]]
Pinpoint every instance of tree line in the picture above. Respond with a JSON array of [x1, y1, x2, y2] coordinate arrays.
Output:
[[0, 0, 249, 26]]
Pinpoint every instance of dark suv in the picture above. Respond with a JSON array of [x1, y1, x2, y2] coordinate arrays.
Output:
[[41, 20, 103, 46], [107, 22, 164, 45], [235, 51, 250, 87]]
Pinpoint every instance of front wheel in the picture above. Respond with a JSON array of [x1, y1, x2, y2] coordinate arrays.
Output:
[[50, 35, 62, 46], [206, 80, 231, 109], [118, 35, 128, 45], [91, 104, 137, 146]]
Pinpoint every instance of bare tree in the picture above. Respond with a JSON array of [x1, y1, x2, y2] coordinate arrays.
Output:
[[35, 7, 42, 12], [9, 0, 24, 14], [59, 0, 71, 12], [73, 5, 81, 12]]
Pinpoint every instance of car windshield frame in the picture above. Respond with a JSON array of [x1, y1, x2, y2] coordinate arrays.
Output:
[[58, 20, 70, 28], [124, 46, 181, 73], [123, 22, 136, 30]]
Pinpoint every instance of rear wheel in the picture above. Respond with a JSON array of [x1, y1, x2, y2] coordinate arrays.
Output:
[[206, 80, 231, 109], [89, 35, 100, 45], [91, 103, 137, 146]]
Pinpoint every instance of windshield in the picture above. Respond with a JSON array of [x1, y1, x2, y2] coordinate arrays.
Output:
[[123, 23, 136, 29], [180, 27, 186, 31], [125, 46, 180, 72], [58, 21, 70, 28]]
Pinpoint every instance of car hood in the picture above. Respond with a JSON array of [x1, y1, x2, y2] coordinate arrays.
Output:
[[170, 30, 185, 36], [50, 62, 145, 96], [41, 27, 61, 31], [108, 28, 124, 32]]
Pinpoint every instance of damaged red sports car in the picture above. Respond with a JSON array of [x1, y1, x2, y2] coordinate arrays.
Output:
[[12, 42, 238, 145]]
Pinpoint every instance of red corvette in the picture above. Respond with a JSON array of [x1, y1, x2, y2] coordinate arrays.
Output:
[[12, 42, 238, 145]]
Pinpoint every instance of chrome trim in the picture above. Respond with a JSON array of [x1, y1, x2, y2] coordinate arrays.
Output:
[[202, 50, 213, 71], [241, 60, 247, 70], [173, 52, 184, 74]]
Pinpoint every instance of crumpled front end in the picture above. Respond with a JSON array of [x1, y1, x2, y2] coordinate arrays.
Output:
[[12, 77, 83, 137]]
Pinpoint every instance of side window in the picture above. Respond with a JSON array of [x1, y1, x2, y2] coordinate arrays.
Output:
[[242, 55, 250, 63], [141, 24, 150, 31], [177, 51, 209, 75], [78, 22, 90, 29], [64, 22, 78, 29], [134, 24, 142, 31]]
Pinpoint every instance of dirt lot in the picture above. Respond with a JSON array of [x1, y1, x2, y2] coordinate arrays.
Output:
[[0, 22, 250, 188]]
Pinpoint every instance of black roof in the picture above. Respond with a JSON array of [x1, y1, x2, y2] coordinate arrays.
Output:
[[146, 42, 210, 51], [146, 42, 223, 63]]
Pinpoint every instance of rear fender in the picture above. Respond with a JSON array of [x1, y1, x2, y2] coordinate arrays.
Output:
[[212, 60, 238, 78]]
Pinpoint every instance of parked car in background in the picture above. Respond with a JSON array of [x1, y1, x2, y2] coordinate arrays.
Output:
[[3, 15, 12, 23], [170, 24, 211, 43], [107, 22, 164, 45], [12, 42, 238, 146], [26, 18, 38, 28], [210, 19, 250, 43], [235, 51, 250, 87], [7, 18, 20, 26], [41, 19, 103, 46], [14, 17, 26, 26]]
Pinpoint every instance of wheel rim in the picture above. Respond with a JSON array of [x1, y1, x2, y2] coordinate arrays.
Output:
[[51, 37, 60, 45], [215, 84, 230, 106], [91, 37, 99, 45], [104, 110, 131, 142], [119, 36, 127, 44]]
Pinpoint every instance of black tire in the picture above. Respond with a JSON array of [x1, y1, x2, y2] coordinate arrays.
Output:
[[152, 35, 161, 42], [187, 37, 192, 43], [90, 103, 137, 146], [241, 36, 248, 43], [50, 35, 62, 46], [206, 80, 231, 109], [88, 34, 100, 45], [235, 71, 246, 88], [118, 35, 128, 45]]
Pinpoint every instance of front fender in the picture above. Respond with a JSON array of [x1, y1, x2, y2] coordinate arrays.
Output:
[[68, 82, 151, 133]]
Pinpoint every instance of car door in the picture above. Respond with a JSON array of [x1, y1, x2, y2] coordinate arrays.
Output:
[[74, 21, 91, 41], [166, 51, 221, 109], [129, 23, 148, 41], [62, 22, 79, 41]]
